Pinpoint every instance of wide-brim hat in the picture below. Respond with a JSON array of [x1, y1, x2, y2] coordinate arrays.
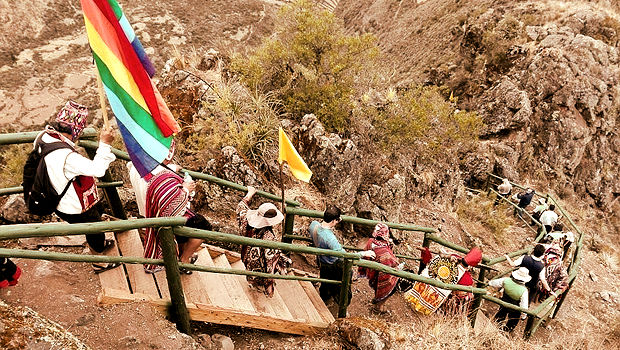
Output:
[[246, 203, 284, 229], [464, 247, 482, 267], [512, 267, 532, 283]]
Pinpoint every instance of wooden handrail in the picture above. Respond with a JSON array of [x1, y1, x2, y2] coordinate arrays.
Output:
[[353, 259, 488, 294], [285, 206, 436, 233], [0, 181, 124, 196], [0, 128, 98, 145], [173, 226, 362, 260], [77, 139, 301, 207], [282, 234, 421, 261], [0, 217, 187, 239], [0, 247, 340, 285]]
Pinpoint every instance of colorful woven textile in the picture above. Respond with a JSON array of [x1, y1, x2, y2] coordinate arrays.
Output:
[[404, 281, 451, 315], [358, 238, 400, 303], [142, 170, 191, 272], [80, 0, 180, 177], [237, 200, 291, 297]]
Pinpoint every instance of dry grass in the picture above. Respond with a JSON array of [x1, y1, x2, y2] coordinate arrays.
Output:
[[456, 193, 514, 243], [381, 312, 608, 350], [0, 144, 30, 188]]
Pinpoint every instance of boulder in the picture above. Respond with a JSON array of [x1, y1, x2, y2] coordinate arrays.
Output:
[[0, 194, 40, 224], [211, 334, 234, 350], [294, 114, 363, 212], [337, 318, 387, 350]]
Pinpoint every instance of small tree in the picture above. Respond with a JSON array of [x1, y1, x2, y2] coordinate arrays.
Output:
[[231, 0, 379, 132]]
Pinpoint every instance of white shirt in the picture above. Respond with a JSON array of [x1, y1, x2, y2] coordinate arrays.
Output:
[[540, 210, 559, 226], [498, 181, 512, 195], [488, 277, 529, 317], [37, 131, 116, 215]]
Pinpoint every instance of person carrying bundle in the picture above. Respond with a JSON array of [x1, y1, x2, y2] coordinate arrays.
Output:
[[358, 223, 402, 313], [237, 186, 291, 297]]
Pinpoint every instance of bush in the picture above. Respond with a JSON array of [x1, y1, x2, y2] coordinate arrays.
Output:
[[230, 0, 380, 132], [368, 86, 483, 160], [0, 145, 29, 189], [185, 77, 280, 172]]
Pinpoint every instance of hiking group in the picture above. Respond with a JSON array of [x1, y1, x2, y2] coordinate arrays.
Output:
[[3, 102, 573, 334]]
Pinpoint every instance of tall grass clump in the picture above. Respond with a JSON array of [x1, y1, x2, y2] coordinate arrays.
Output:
[[456, 193, 512, 241], [185, 77, 280, 172], [0, 145, 29, 188]]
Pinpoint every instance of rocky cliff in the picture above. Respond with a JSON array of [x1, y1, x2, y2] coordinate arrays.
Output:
[[335, 0, 619, 218]]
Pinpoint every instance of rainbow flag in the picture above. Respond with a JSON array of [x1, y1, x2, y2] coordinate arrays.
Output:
[[80, 0, 180, 177]]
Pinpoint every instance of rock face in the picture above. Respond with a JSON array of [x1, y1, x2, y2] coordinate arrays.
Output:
[[0, 195, 42, 224], [0, 300, 89, 349], [335, 0, 620, 214], [336, 318, 387, 350], [478, 12, 619, 209], [294, 114, 363, 212]]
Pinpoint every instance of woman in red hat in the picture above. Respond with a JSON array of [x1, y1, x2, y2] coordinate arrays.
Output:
[[421, 247, 483, 313]]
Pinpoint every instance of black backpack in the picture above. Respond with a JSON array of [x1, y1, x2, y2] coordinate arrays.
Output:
[[22, 137, 74, 216]]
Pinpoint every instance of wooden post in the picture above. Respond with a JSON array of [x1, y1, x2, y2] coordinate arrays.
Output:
[[160, 227, 191, 334], [552, 282, 573, 319], [338, 258, 354, 318], [484, 173, 491, 194], [282, 212, 295, 244], [85, 147, 127, 220], [469, 268, 487, 326], [418, 233, 430, 274]]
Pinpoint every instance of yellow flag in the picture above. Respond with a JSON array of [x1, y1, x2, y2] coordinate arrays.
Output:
[[278, 127, 312, 182]]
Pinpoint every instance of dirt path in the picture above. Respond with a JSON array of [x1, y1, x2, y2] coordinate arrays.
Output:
[[0, 0, 278, 131], [0, 247, 203, 349]]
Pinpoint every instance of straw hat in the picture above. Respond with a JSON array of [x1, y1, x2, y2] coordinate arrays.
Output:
[[511, 267, 532, 283], [246, 203, 284, 229]]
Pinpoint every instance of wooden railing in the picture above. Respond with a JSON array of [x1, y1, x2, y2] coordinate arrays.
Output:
[[0, 130, 584, 339]]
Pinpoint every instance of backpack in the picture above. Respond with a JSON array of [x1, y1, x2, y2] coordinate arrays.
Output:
[[22, 137, 74, 216]]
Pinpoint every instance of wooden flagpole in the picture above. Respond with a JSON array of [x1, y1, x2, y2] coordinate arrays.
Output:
[[95, 70, 110, 129], [280, 162, 287, 236]]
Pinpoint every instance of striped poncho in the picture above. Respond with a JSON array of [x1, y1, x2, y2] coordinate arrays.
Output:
[[143, 169, 192, 273]]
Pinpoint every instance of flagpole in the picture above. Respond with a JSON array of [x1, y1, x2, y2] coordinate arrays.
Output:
[[279, 162, 286, 235], [95, 70, 110, 129]]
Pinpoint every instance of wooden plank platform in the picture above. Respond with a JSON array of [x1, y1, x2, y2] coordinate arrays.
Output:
[[97, 236, 334, 335]]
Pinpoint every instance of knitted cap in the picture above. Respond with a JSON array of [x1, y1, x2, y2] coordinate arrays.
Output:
[[56, 101, 88, 140]]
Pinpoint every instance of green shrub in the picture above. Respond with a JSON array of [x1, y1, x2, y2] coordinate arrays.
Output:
[[185, 79, 280, 172], [369, 86, 483, 159], [0, 145, 29, 189], [230, 0, 380, 132]]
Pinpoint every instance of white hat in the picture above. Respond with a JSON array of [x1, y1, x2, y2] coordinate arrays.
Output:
[[511, 267, 532, 283], [564, 231, 575, 243], [538, 198, 546, 204], [246, 203, 284, 229]]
